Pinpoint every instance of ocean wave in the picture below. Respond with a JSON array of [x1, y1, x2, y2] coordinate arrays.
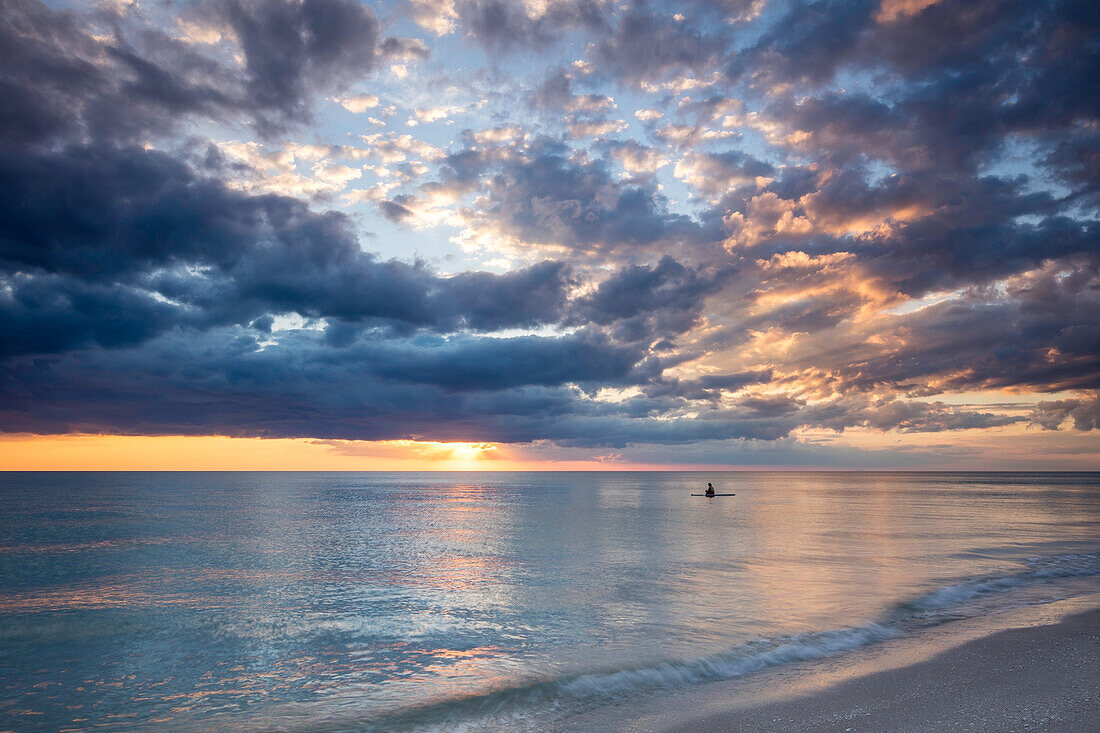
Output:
[[307, 551, 1100, 732], [889, 551, 1100, 620], [358, 624, 899, 732]]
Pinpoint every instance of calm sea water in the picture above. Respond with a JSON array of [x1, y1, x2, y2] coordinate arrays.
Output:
[[1, 471, 1098, 731]]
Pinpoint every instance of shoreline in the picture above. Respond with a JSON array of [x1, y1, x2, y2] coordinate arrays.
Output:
[[560, 593, 1100, 732]]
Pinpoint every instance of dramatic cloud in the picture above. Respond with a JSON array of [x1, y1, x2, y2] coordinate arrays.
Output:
[[1032, 395, 1100, 431], [0, 0, 395, 143], [0, 144, 585, 356], [593, 2, 730, 85], [215, 0, 380, 114], [456, 0, 608, 50], [0, 0, 1097, 464]]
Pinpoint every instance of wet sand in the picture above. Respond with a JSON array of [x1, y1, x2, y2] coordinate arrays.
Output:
[[670, 608, 1099, 732], [562, 596, 1100, 732]]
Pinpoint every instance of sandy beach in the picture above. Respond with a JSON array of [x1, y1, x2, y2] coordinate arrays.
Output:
[[563, 596, 1100, 733]]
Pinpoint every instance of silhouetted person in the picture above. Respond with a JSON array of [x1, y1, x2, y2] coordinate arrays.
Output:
[[705, 482, 715, 496]]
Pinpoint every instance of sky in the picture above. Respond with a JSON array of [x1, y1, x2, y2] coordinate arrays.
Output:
[[0, 0, 1097, 470]]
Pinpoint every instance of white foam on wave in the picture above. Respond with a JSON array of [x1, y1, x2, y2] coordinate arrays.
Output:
[[373, 623, 900, 732], [892, 551, 1100, 619], [363, 551, 1100, 732], [557, 623, 897, 700]]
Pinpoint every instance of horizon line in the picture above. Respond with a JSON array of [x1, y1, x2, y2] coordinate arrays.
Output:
[[4, 468, 1098, 473]]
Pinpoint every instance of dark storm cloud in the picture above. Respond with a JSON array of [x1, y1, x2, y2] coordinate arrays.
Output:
[[0, 331, 793, 444], [0, 275, 180, 359], [738, 394, 804, 417], [0, 144, 309, 280], [0, 329, 647, 442], [0, 0, 389, 145], [793, 168, 1088, 296], [440, 261, 575, 331], [579, 256, 724, 324], [729, 0, 1063, 93], [593, 1, 730, 84], [470, 139, 703, 256], [213, 0, 382, 122], [0, 325, 1046, 444], [1031, 395, 1100, 431], [457, 0, 607, 50], [729, 0, 875, 88], [1046, 131, 1100, 210], [573, 256, 731, 343], [779, 262, 1100, 397], [367, 329, 644, 390], [745, 0, 1100, 178], [433, 0, 754, 60], [0, 0, 227, 146], [430, 138, 708, 261], [0, 143, 583, 356], [640, 370, 773, 402], [844, 400, 1024, 432], [860, 211, 1098, 298]]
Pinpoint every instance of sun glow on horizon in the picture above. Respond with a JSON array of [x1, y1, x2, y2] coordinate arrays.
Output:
[[0, 424, 1097, 471], [326, 438, 503, 470], [0, 434, 661, 471]]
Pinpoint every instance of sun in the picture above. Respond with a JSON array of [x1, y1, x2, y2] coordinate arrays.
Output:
[[387, 439, 500, 467], [447, 442, 497, 462]]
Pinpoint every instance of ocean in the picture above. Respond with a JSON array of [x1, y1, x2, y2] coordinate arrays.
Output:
[[1, 471, 1098, 731]]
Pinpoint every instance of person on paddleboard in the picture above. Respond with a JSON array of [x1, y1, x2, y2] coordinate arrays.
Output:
[[705, 483, 715, 496]]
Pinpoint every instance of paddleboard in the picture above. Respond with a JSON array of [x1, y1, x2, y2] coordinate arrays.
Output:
[[691, 493, 735, 496]]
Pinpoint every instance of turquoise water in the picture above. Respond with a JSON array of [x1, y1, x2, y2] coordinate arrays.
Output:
[[1, 471, 1098, 731]]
